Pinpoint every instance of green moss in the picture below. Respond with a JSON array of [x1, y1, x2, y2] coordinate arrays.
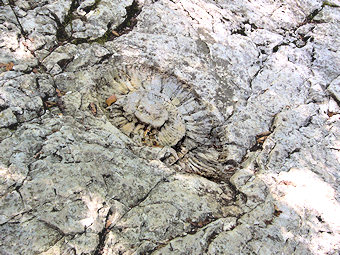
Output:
[[322, 1, 340, 7], [56, 0, 79, 42], [116, 0, 141, 34], [95, 28, 113, 44], [71, 38, 89, 44], [69, 0, 141, 45], [71, 26, 112, 45]]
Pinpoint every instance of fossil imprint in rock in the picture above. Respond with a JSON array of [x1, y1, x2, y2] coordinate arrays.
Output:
[[99, 66, 234, 180]]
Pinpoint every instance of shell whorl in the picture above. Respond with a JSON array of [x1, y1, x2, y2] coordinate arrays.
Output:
[[99, 66, 233, 181]]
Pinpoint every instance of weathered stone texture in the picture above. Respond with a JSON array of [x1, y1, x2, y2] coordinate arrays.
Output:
[[0, 0, 339, 254]]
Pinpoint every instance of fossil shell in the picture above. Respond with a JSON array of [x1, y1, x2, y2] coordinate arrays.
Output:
[[97, 65, 233, 181]]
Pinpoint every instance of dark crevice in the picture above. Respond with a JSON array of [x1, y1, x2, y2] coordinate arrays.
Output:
[[57, 56, 74, 70], [272, 44, 279, 53], [42, 45, 60, 62], [184, 163, 233, 184], [249, 67, 263, 88], [301, 116, 313, 128], [301, 35, 312, 43], [249, 142, 263, 152], [287, 148, 301, 159], [93, 209, 113, 255], [301, 7, 323, 25], [316, 215, 325, 223], [52, 0, 81, 42], [39, 219, 67, 237], [329, 93, 340, 107], [82, 0, 101, 14], [186, 215, 220, 235], [204, 230, 221, 254], [231, 27, 247, 36], [71, 0, 142, 45], [8, 0, 27, 37], [271, 7, 324, 53], [180, 2, 196, 22], [311, 47, 316, 63], [249, 131, 272, 152], [272, 42, 289, 53], [98, 54, 113, 64], [116, 0, 141, 35], [245, 21, 258, 30], [8, 0, 49, 74], [228, 179, 246, 204], [7, 122, 19, 131], [42, 94, 64, 113], [231, 20, 257, 36], [94, 177, 165, 254], [134, 177, 165, 206], [224, 159, 238, 167], [0, 104, 9, 112], [15, 186, 25, 206], [149, 217, 222, 254]]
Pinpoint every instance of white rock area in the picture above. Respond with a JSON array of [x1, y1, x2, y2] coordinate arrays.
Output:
[[0, 0, 339, 254]]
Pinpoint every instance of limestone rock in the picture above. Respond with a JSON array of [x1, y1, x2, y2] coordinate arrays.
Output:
[[0, 0, 339, 254], [70, 0, 134, 40], [328, 76, 340, 102], [0, 108, 17, 128]]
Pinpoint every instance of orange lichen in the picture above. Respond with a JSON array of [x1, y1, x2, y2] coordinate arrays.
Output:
[[106, 94, 117, 106]]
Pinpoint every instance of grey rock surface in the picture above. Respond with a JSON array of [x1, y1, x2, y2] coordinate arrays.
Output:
[[0, 108, 17, 127], [0, 0, 339, 254]]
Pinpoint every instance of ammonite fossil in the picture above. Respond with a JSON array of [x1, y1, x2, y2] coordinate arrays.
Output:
[[96, 65, 234, 181]]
